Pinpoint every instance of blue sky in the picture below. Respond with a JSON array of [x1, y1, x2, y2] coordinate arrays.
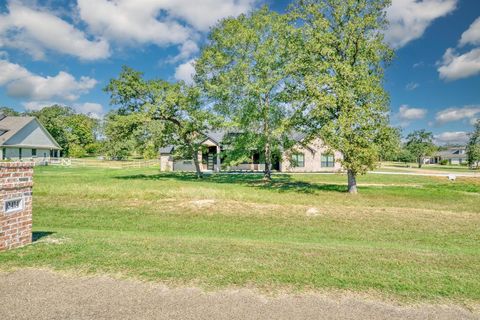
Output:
[[0, 0, 479, 145]]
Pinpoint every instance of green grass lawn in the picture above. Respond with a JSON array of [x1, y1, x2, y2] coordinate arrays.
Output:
[[1, 166, 479, 303], [379, 162, 477, 173]]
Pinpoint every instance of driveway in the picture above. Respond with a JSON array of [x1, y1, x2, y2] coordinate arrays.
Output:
[[0, 269, 477, 320]]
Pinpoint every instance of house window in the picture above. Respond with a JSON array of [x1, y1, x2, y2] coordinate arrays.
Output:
[[321, 154, 335, 167], [32, 149, 37, 157], [292, 153, 305, 167]]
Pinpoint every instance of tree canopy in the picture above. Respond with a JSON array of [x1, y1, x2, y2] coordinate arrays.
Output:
[[27, 105, 99, 157], [105, 66, 215, 177], [290, 0, 395, 193], [405, 129, 436, 168], [195, 7, 301, 180], [467, 120, 480, 169]]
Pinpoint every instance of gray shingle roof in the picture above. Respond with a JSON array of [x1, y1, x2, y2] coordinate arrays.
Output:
[[204, 130, 228, 144], [0, 115, 36, 145], [159, 129, 311, 155], [434, 148, 467, 159], [159, 145, 175, 154]]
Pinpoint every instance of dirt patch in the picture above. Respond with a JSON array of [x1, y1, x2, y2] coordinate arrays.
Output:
[[0, 269, 477, 320], [191, 199, 216, 207], [306, 207, 321, 217]]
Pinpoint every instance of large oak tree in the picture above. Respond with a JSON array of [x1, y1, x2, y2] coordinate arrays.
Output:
[[105, 67, 214, 178], [291, 0, 395, 193], [195, 7, 301, 180]]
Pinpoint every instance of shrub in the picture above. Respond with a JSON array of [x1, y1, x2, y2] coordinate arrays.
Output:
[[439, 159, 449, 165]]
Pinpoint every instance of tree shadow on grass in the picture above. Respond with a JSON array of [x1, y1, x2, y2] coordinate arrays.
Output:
[[32, 231, 55, 242], [115, 172, 348, 194]]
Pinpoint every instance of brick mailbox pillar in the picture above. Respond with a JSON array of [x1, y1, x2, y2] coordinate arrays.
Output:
[[0, 162, 34, 251]]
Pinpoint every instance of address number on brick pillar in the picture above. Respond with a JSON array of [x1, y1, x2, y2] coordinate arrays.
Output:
[[4, 198, 24, 213], [0, 162, 34, 251]]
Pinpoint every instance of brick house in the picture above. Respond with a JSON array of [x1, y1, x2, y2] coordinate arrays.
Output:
[[159, 131, 343, 173]]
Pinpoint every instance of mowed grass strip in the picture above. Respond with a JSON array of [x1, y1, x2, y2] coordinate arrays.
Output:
[[1, 166, 479, 302]]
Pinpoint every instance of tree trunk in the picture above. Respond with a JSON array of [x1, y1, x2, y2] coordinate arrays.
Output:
[[192, 149, 203, 179], [347, 169, 358, 194], [418, 157, 422, 168], [264, 140, 272, 181], [263, 96, 272, 182]]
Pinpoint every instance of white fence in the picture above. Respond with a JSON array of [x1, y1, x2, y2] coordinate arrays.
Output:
[[47, 157, 159, 169]]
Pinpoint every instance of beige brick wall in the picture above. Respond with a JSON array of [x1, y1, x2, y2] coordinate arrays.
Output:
[[280, 138, 343, 172], [0, 162, 34, 251]]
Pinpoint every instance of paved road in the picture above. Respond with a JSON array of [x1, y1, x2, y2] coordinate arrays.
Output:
[[0, 269, 478, 320]]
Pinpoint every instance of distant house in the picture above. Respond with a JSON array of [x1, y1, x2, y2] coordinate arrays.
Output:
[[159, 130, 343, 173], [432, 147, 467, 165], [0, 113, 61, 162]]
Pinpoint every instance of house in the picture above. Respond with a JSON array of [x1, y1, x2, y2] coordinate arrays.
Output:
[[0, 113, 61, 162], [159, 131, 343, 173], [432, 147, 467, 165]]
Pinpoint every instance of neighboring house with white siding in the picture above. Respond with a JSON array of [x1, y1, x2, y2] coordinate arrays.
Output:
[[0, 113, 61, 162], [431, 147, 467, 165], [159, 130, 343, 173]]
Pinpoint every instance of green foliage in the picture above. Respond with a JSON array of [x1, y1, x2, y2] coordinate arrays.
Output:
[[105, 67, 215, 175], [440, 159, 449, 165], [195, 7, 300, 179], [396, 148, 416, 164], [68, 144, 87, 158], [0, 106, 21, 116], [467, 120, 480, 169], [405, 130, 436, 168], [378, 127, 402, 161], [290, 0, 394, 192], [27, 105, 99, 157], [85, 142, 102, 155], [102, 111, 152, 160]]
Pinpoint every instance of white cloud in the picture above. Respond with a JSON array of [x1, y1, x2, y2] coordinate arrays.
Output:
[[398, 105, 427, 122], [22, 101, 55, 111], [438, 48, 480, 80], [77, 0, 255, 47], [413, 61, 424, 68], [168, 40, 200, 64], [77, 0, 190, 46], [174, 59, 196, 84], [74, 102, 103, 118], [405, 82, 419, 90], [0, 59, 97, 101], [385, 0, 457, 48], [438, 16, 480, 81], [435, 105, 480, 124], [459, 17, 480, 47], [434, 131, 469, 145], [0, 1, 109, 60], [164, 0, 256, 32], [23, 101, 103, 118]]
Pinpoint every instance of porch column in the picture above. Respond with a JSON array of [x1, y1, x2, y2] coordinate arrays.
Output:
[[216, 145, 221, 172]]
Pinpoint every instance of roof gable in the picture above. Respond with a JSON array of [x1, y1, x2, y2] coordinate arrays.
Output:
[[0, 117, 61, 149]]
